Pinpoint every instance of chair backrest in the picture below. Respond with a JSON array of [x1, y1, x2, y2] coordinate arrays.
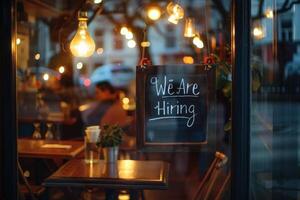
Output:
[[18, 161, 38, 200], [193, 152, 230, 200]]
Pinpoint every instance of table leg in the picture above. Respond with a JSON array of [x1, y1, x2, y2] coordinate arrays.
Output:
[[129, 190, 140, 200], [105, 189, 118, 200]]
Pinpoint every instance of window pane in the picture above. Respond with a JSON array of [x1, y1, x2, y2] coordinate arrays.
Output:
[[16, 0, 232, 199], [251, 1, 300, 199]]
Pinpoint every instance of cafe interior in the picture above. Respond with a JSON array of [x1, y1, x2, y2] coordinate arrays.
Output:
[[1, 0, 300, 199]]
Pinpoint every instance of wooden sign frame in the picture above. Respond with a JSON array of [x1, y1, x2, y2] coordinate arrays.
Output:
[[136, 64, 215, 151]]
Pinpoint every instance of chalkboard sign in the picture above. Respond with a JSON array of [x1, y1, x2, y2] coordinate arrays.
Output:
[[136, 64, 214, 149]]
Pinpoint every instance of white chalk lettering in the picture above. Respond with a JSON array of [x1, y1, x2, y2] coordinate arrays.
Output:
[[149, 75, 201, 128], [152, 100, 197, 127]]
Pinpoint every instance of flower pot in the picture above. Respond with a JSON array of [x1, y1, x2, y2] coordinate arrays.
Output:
[[102, 163, 118, 178], [102, 146, 119, 163]]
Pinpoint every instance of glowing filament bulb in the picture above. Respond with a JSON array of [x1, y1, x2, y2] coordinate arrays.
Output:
[[253, 25, 265, 39], [193, 36, 204, 48], [184, 18, 196, 38], [167, 2, 184, 24], [70, 12, 95, 57], [265, 8, 273, 19], [168, 15, 179, 24], [147, 6, 161, 21]]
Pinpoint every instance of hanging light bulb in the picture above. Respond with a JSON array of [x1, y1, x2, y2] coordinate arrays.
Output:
[[265, 8, 274, 19], [253, 24, 265, 39], [70, 11, 95, 57], [167, 2, 184, 24], [147, 5, 161, 21], [193, 35, 204, 48], [168, 15, 179, 24], [184, 18, 196, 37]]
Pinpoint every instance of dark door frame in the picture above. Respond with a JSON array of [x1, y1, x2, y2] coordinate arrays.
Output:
[[231, 0, 251, 199], [0, 0, 251, 199], [0, 0, 18, 199]]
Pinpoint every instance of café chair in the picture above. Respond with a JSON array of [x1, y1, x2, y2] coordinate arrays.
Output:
[[192, 151, 231, 200], [18, 161, 45, 200]]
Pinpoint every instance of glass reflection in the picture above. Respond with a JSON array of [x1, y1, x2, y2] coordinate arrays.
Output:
[[251, 1, 300, 199]]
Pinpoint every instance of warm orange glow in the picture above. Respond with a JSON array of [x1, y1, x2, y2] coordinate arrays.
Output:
[[168, 15, 179, 24], [122, 97, 130, 105], [184, 18, 195, 38], [265, 8, 273, 19], [96, 48, 104, 55], [16, 38, 21, 45], [70, 12, 95, 57], [147, 6, 161, 21], [167, 2, 184, 24], [193, 36, 204, 48], [118, 194, 130, 200], [211, 36, 216, 49], [253, 25, 265, 39], [118, 160, 136, 179], [34, 53, 40, 60], [141, 41, 151, 47], [183, 56, 194, 64]]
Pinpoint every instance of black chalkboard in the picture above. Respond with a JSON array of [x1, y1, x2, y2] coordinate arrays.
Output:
[[136, 64, 214, 149]]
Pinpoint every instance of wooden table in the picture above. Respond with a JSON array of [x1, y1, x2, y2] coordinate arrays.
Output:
[[44, 159, 169, 199], [45, 159, 169, 189], [18, 138, 84, 159]]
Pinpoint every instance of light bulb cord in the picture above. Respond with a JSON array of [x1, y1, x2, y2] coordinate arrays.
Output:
[[204, 0, 211, 56], [141, 28, 147, 60]]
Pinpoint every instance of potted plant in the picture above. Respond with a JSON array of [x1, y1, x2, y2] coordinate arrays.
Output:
[[99, 124, 124, 163]]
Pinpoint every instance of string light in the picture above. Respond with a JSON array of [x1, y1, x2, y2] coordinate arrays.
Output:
[[265, 8, 274, 19], [70, 11, 95, 57], [43, 73, 49, 81], [120, 27, 128, 35], [16, 38, 21, 45], [94, 0, 102, 4], [141, 41, 151, 47], [253, 25, 265, 39], [125, 31, 133, 39], [58, 66, 65, 74], [184, 18, 196, 38], [127, 40, 136, 48], [76, 62, 83, 69], [96, 48, 104, 55], [34, 53, 40, 60]]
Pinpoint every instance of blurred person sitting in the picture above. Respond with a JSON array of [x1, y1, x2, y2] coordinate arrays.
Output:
[[82, 81, 132, 129]]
